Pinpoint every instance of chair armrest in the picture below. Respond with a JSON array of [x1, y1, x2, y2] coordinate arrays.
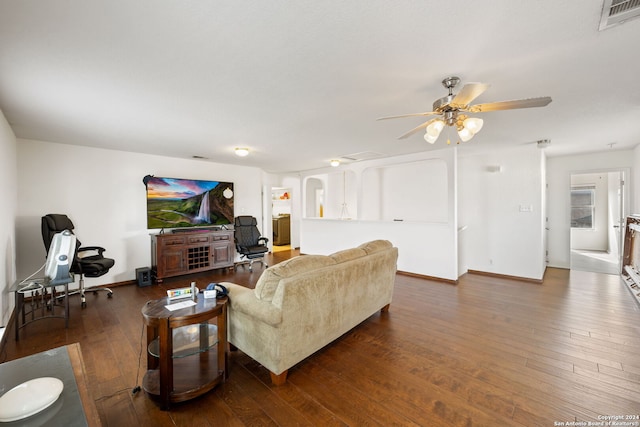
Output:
[[220, 282, 282, 326], [77, 246, 106, 257], [258, 237, 269, 245]]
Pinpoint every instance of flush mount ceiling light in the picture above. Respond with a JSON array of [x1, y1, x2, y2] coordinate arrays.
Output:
[[330, 159, 340, 167], [234, 147, 249, 157], [377, 76, 551, 144], [537, 139, 551, 149]]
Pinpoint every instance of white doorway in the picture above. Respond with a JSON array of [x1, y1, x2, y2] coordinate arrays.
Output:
[[569, 170, 625, 275], [271, 187, 292, 251]]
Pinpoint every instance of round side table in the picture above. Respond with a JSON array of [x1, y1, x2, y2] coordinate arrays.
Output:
[[141, 294, 228, 409]]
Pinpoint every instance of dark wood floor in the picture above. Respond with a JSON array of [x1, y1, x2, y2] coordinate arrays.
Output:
[[2, 251, 640, 426]]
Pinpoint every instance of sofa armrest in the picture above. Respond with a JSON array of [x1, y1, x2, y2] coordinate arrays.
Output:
[[220, 282, 283, 326]]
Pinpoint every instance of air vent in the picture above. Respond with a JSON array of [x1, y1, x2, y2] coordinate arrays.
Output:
[[340, 151, 385, 162], [599, 0, 640, 30]]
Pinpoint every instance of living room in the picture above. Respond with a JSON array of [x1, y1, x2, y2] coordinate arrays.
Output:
[[2, 1, 640, 296], [1, 1, 640, 425]]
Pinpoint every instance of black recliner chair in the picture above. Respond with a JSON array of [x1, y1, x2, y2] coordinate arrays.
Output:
[[234, 216, 269, 271], [42, 214, 114, 307]]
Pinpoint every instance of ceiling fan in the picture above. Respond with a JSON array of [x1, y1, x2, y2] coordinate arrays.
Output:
[[377, 76, 552, 144]]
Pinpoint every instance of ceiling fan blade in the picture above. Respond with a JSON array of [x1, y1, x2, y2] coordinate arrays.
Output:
[[376, 111, 438, 121], [450, 83, 490, 108], [397, 118, 437, 139], [468, 96, 552, 112]]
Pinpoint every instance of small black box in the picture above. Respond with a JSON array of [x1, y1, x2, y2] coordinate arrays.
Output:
[[136, 267, 152, 287]]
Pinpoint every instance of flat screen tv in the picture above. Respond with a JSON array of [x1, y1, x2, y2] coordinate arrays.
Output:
[[146, 176, 234, 230]]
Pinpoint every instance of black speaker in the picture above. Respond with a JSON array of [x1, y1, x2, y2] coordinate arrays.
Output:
[[136, 267, 152, 287]]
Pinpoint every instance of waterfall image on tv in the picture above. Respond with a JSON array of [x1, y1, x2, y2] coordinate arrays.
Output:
[[146, 177, 234, 229]]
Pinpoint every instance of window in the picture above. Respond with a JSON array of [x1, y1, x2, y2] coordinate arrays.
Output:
[[571, 186, 595, 228]]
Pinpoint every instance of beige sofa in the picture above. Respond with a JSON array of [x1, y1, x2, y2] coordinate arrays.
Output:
[[222, 239, 398, 385]]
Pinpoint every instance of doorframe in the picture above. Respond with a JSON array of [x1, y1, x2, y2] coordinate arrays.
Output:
[[568, 167, 630, 273], [270, 186, 293, 247]]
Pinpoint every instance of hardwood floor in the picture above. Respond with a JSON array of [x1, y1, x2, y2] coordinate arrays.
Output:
[[2, 252, 640, 426]]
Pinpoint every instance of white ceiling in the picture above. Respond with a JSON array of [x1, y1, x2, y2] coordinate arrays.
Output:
[[1, 1, 639, 173]]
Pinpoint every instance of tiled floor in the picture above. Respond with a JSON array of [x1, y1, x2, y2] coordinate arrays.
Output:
[[570, 249, 619, 275]]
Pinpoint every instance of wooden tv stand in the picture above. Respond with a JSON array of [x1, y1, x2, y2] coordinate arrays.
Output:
[[151, 229, 235, 283]]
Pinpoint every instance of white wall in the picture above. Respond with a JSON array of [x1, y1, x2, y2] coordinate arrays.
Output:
[[361, 159, 448, 222], [16, 139, 264, 288], [458, 145, 546, 280], [0, 110, 18, 328], [546, 150, 633, 269], [299, 148, 458, 281]]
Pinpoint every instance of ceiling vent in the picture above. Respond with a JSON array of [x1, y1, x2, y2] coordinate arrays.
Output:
[[599, 0, 640, 30], [340, 151, 385, 162]]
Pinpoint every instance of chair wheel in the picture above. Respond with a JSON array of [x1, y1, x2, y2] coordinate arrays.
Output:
[[107, 292, 113, 298], [81, 301, 87, 308]]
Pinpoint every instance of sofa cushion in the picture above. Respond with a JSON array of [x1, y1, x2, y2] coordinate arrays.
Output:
[[358, 239, 392, 254], [329, 248, 366, 264], [254, 255, 335, 301]]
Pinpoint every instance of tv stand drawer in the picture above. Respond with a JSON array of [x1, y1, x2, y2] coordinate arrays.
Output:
[[188, 235, 211, 244], [159, 236, 187, 246]]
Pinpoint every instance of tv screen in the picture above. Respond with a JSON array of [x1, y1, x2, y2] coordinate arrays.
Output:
[[146, 177, 234, 229]]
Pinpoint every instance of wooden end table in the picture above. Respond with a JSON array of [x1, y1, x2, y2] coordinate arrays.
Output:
[[141, 294, 228, 410]]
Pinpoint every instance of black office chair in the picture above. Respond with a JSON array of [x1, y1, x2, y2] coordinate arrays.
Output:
[[234, 216, 269, 271], [42, 214, 114, 307]]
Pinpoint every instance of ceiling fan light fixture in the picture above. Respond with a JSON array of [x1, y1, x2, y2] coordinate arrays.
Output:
[[457, 126, 474, 142], [424, 132, 439, 144], [378, 76, 551, 145], [463, 117, 484, 135], [426, 119, 445, 137]]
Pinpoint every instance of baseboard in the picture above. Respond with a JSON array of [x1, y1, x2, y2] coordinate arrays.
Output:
[[396, 270, 458, 285], [466, 269, 543, 284], [95, 279, 136, 288]]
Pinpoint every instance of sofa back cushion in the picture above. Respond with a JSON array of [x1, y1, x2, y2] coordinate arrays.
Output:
[[358, 239, 392, 254], [329, 248, 366, 264], [253, 240, 393, 302], [254, 255, 335, 301]]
